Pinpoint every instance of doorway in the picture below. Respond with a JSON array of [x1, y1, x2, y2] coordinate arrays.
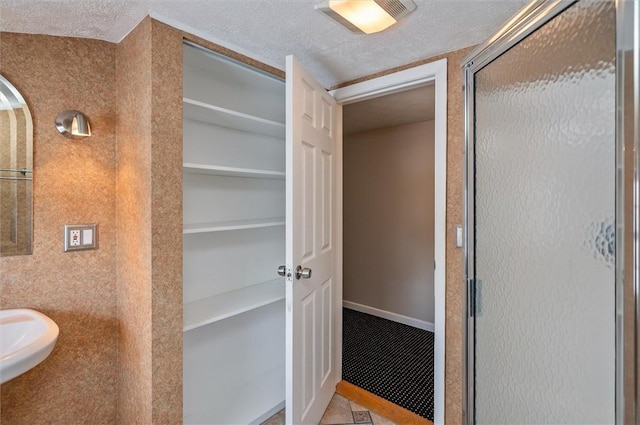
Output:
[[331, 59, 447, 425], [341, 83, 436, 420]]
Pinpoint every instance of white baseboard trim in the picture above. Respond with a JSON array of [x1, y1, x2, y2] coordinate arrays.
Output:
[[250, 401, 285, 425], [343, 301, 435, 332]]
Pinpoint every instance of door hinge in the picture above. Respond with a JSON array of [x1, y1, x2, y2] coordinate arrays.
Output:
[[468, 278, 482, 317], [467, 278, 475, 318]]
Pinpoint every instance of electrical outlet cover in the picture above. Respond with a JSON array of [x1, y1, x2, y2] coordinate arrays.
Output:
[[64, 224, 98, 252]]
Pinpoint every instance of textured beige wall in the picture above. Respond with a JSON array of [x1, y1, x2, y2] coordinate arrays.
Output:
[[116, 18, 154, 423], [0, 33, 118, 424], [343, 120, 435, 323], [116, 17, 183, 425], [149, 19, 183, 424], [442, 46, 473, 425], [622, 48, 637, 424], [337, 45, 474, 425]]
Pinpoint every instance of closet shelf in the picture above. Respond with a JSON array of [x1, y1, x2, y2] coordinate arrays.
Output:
[[183, 217, 285, 234], [183, 163, 285, 179], [183, 278, 285, 332], [184, 97, 285, 138]]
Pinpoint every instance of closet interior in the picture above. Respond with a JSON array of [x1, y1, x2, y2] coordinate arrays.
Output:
[[182, 42, 286, 425]]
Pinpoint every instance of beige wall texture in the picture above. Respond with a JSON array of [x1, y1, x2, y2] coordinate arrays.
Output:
[[343, 120, 435, 323], [116, 18, 154, 423], [116, 17, 183, 424], [337, 45, 474, 425], [0, 19, 183, 425], [0, 33, 118, 424], [622, 47, 637, 424], [148, 19, 183, 424]]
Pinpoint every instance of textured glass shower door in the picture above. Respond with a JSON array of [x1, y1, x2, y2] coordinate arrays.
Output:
[[466, 1, 616, 424]]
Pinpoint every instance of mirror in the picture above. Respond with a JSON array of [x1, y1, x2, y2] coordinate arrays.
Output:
[[0, 74, 33, 256]]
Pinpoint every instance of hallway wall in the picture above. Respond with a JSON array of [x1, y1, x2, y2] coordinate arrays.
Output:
[[344, 120, 435, 324]]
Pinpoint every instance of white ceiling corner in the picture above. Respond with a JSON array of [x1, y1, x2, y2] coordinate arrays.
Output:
[[0, 0, 528, 88]]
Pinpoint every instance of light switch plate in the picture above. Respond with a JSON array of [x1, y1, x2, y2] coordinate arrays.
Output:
[[456, 225, 463, 248], [64, 224, 98, 252]]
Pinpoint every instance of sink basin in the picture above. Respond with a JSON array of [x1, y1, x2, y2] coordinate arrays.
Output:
[[0, 309, 59, 384]]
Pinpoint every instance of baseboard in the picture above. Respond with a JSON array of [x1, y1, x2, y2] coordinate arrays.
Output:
[[249, 400, 285, 425], [343, 301, 435, 332], [336, 380, 433, 425]]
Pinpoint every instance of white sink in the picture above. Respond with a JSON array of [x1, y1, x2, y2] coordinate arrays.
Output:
[[0, 309, 59, 384]]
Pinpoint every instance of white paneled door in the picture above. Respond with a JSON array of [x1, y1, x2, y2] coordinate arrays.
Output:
[[285, 55, 342, 425]]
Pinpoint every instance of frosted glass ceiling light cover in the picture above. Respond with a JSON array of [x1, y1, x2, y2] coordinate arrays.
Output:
[[316, 0, 416, 34]]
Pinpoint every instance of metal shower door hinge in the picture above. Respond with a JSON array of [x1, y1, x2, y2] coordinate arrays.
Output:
[[468, 278, 483, 317]]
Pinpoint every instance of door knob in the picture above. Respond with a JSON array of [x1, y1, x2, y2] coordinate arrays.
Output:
[[277, 265, 287, 277], [295, 265, 312, 280]]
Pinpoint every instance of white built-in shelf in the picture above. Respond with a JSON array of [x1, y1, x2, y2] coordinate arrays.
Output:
[[183, 163, 285, 180], [183, 217, 285, 234], [183, 278, 286, 331], [184, 97, 285, 138]]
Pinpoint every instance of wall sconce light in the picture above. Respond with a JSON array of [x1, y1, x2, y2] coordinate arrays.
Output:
[[315, 0, 416, 34], [55, 110, 91, 139]]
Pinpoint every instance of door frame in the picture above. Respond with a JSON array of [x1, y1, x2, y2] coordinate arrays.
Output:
[[330, 58, 448, 425]]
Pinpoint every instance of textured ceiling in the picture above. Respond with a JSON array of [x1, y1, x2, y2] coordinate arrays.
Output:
[[0, 0, 528, 87], [344, 84, 435, 134]]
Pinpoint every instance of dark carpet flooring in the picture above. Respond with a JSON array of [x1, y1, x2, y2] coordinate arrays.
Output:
[[342, 307, 435, 421]]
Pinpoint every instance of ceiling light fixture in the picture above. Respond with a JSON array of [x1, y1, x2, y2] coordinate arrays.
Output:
[[315, 0, 416, 34]]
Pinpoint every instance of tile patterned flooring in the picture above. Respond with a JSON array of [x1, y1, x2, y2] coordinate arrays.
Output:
[[261, 393, 398, 425]]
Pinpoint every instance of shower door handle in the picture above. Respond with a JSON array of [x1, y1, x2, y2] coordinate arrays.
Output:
[[295, 265, 312, 280]]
